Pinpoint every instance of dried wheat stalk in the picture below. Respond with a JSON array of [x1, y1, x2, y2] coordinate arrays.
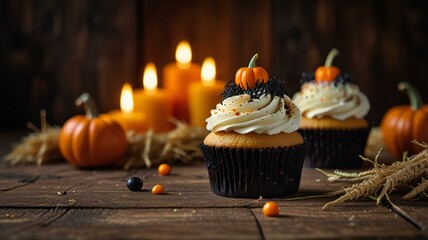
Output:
[[319, 141, 428, 209], [4, 113, 208, 169], [3, 110, 62, 165], [123, 119, 208, 169]]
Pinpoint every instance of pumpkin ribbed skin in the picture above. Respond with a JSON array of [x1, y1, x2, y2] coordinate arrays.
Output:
[[235, 54, 269, 90], [59, 93, 128, 168], [235, 67, 268, 90], [315, 48, 340, 82], [315, 66, 340, 82], [59, 115, 127, 168], [381, 105, 428, 157], [380, 82, 428, 157]]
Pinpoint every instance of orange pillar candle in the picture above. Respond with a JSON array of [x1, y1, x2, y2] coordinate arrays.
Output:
[[164, 41, 201, 123], [189, 57, 224, 127], [134, 63, 173, 133], [108, 83, 148, 133]]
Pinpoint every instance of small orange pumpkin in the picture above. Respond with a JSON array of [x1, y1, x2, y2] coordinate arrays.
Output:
[[235, 54, 269, 90], [59, 93, 128, 168], [381, 82, 428, 157], [315, 48, 340, 82]]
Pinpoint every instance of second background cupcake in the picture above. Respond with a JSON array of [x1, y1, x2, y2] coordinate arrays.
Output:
[[293, 49, 371, 169]]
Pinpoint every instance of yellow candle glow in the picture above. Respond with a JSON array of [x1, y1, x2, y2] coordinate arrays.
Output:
[[189, 57, 224, 127], [134, 63, 173, 133], [108, 83, 148, 133], [164, 40, 201, 123], [121, 83, 134, 113]]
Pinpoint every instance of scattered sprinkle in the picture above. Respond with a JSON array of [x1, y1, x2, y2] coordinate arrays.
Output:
[[263, 201, 280, 217], [152, 184, 165, 194], [158, 163, 172, 176]]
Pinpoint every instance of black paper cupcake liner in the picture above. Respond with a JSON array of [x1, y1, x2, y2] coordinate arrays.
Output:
[[299, 127, 371, 169], [200, 142, 308, 198]]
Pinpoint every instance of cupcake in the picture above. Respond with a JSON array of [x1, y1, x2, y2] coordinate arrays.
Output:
[[200, 54, 307, 198], [292, 48, 371, 169]]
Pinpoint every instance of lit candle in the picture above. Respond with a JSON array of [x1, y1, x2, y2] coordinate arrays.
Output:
[[164, 40, 201, 123], [134, 63, 173, 133], [189, 57, 224, 127], [108, 83, 148, 133]]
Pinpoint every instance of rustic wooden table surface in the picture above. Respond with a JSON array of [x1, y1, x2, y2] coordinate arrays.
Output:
[[1, 133, 428, 239]]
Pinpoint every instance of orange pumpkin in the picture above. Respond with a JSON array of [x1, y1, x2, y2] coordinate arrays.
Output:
[[59, 93, 128, 168], [381, 82, 428, 157], [235, 54, 269, 90], [315, 48, 340, 82]]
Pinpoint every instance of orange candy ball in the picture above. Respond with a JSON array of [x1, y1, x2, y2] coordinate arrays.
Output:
[[152, 184, 165, 194], [263, 201, 280, 217], [158, 163, 171, 176]]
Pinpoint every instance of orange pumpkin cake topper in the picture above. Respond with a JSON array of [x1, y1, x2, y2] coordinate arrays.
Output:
[[315, 48, 340, 82], [235, 54, 269, 90]]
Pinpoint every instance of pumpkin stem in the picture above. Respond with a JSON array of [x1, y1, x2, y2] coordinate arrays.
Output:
[[75, 92, 99, 118], [40, 109, 47, 133], [398, 82, 423, 110], [248, 54, 259, 68], [324, 48, 339, 67]]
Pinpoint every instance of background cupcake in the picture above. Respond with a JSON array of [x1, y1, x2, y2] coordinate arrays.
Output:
[[293, 49, 371, 169], [200, 54, 307, 198]]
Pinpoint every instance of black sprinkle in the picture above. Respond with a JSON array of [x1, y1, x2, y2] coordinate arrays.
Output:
[[300, 72, 315, 84], [222, 78, 288, 100], [300, 72, 352, 84]]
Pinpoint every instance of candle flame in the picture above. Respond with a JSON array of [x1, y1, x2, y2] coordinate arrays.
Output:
[[201, 57, 216, 86], [143, 62, 158, 92], [120, 83, 134, 113], [175, 40, 192, 68]]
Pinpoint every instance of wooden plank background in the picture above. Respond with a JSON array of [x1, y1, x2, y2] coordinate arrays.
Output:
[[0, 0, 427, 129]]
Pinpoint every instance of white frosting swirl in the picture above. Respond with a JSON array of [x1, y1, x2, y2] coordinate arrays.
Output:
[[292, 81, 370, 120], [206, 94, 301, 135]]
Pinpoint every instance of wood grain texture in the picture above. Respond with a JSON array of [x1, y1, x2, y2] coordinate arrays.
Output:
[[389, 199, 428, 236], [272, 0, 428, 125], [252, 201, 422, 239], [0, 208, 68, 234], [141, 0, 272, 87], [1, 0, 428, 129], [0, 164, 427, 239], [0, 208, 260, 240], [0, 0, 138, 128]]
